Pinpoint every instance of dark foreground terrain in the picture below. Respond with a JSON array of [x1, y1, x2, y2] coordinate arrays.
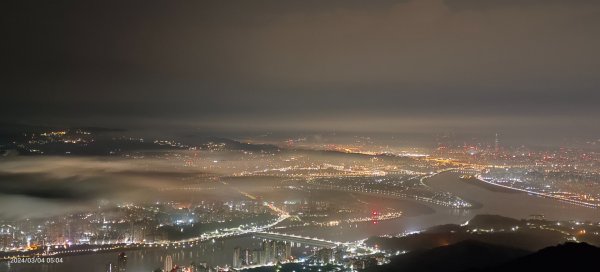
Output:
[[369, 241, 599, 272], [367, 214, 600, 272]]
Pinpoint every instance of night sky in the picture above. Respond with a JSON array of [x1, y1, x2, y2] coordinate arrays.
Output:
[[3, 0, 600, 138]]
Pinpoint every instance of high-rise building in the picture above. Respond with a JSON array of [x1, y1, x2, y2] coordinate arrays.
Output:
[[233, 247, 241, 268], [116, 252, 127, 272], [270, 241, 278, 262], [164, 255, 173, 272], [252, 249, 261, 265], [284, 243, 291, 260], [494, 133, 500, 153], [106, 262, 115, 272], [262, 241, 271, 264], [242, 248, 251, 266], [0, 233, 12, 250]]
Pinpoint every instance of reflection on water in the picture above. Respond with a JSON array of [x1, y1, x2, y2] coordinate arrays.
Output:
[[1, 235, 320, 272], [281, 172, 600, 241], [427, 172, 600, 222], [3, 172, 599, 272]]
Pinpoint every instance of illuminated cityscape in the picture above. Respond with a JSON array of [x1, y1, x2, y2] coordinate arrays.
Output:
[[1, 130, 599, 271], [2, 1, 600, 271]]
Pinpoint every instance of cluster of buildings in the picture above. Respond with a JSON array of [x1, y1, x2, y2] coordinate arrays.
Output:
[[230, 239, 385, 272], [233, 240, 292, 268], [0, 200, 275, 253]]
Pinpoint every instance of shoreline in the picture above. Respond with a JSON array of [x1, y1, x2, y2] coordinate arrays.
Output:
[[473, 175, 598, 209]]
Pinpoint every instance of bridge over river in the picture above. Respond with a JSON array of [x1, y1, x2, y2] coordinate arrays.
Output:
[[252, 231, 340, 248]]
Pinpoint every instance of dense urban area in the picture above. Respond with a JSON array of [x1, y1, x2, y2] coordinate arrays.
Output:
[[1, 128, 599, 271]]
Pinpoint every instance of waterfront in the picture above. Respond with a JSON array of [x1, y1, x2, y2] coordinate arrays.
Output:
[[1, 235, 306, 272], [425, 172, 600, 222], [2, 171, 600, 272], [280, 171, 600, 241]]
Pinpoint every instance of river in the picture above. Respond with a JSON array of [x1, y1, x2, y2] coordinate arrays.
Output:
[[3, 171, 598, 272]]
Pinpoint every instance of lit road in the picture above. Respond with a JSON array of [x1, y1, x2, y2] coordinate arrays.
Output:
[[252, 231, 340, 248]]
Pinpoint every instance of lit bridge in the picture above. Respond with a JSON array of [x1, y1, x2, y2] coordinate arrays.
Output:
[[252, 231, 340, 248]]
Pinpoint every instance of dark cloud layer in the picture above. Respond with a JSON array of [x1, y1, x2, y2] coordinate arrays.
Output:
[[0, 172, 107, 201], [0, 156, 214, 218], [2, 0, 599, 138]]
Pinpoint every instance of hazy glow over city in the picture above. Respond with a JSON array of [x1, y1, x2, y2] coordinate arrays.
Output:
[[1, 1, 600, 272]]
